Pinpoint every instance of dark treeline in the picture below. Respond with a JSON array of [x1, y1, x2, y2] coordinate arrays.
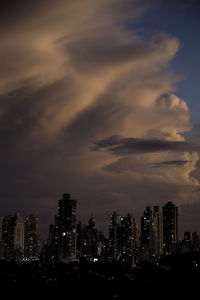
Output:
[[0, 252, 200, 299]]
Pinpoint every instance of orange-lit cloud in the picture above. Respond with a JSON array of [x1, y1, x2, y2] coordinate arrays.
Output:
[[0, 0, 199, 234]]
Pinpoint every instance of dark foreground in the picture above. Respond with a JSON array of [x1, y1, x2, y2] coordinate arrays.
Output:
[[0, 252, 200, 299]]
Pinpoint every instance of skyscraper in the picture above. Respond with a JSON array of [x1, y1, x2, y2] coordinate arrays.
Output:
[[57, 193, 77, 262], [76, 217, 98, 260], [2, 215, 16, 259], [24, 215, 39, 259], [2, 213, 24, 260], [14, 213, 24, 260], [152, 206, 163, 257], [109, 211, 138, 265], [140, 206, 153, 261], [119, 214, 138, 265], [109, 211, 121, 261], [162, 201, 178, 255], [140, 206, 162, 262]]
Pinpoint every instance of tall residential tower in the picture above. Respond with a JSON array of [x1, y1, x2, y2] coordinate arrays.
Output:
[[57, 193, 77, 262], [162, 201, 178, 255]]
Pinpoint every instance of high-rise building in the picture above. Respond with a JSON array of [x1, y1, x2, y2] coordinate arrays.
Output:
[[140, 207, 153, 261], [140, 206, 162, 262], [152, 206, 163, 257], [109, 211, 121, 261], [14, 213, 24, 259], [76, 221, 83, 259], [109, 211, 138, 265], [42, 220, 60, 264], [162, 201, 178, 255], [86, 216, 98, 258], [2, 213, 24, 260], [97, 230, 107, 259], [24, 215, 39, 259], [76, 217, 98, 260], [119, 214, 138, 265], [2, 215, 16, 259], [141, 207, 152, 245], [57, 193, 77, 262]]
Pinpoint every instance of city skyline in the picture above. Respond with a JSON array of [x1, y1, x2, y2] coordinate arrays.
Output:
[[0, 197, 198, 242], [1, 192, 200, 265], [1, 0, 200, 242], [0, 193, 198, 241]]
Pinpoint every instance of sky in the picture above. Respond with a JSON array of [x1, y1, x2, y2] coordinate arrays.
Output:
[[0, 0, 200, 239]]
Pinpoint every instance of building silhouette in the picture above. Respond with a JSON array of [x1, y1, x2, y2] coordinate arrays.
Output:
[[109, 211, 122, 261], [76, 217, 98, 260], [2, 215, 15, 259], [0, 213, 39, 261], [3, 196, 200, 264], [58, 193, 77, 262], [2, 213, 24, 260], [140, 207, 152, 261], [162, 201, 178, 255], [24, 215, 39, 259], [52, 193, 77, 263], [14, 213, 24, 260], [118, 214, 139, 265], [140, 206, 163, 262], [44, 193, 77, 263], [109, 212, 138, 265]]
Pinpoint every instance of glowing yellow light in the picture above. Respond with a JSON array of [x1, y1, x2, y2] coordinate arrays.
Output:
[[62, 232, 66, 236]]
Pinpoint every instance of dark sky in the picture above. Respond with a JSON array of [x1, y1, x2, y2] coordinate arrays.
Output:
[[1, 0, 200, 239]]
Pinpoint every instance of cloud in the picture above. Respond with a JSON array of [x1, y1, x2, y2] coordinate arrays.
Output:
[[153, 160, 188, 167], [92, 135, 191, 154], [66, 34, 179, 75], [0, 0, 199, 236]]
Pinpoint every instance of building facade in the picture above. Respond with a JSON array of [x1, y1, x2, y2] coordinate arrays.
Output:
[[162, 201, 178, 255], [2, 213, 25, 260], [140, 206, 163, 262], [109, 212, 138, 265], [76, 217, 98, 260], [24, 215, 39, 259], [57, 193, 77, 262]]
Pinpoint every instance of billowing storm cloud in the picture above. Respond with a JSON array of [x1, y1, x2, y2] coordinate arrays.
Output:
[[0, 0, 199, 236]]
